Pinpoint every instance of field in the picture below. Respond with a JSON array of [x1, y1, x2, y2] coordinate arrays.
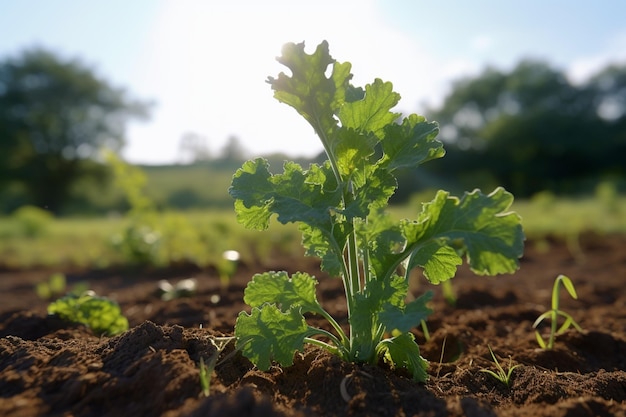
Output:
[[0, 197, 625, 416], [2, 192, 625, 271]]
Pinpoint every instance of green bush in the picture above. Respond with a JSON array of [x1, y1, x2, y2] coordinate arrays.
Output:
[[12, 205, 54, 238]]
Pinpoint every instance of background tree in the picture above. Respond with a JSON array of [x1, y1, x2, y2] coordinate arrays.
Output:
[[177, 132, 211, 164], [219, 135, 247, 162], [0, 48, 150, 214], [423, 59, 626, 197]]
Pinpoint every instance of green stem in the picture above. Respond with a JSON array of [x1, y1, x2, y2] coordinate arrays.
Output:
[[347, 227, 361, 294], [317, 308, 349, 348], [304, 332, 345, 357], [420, 319, 431, 342], [548, 278, 561, 349], [310, 114, 342, 188]]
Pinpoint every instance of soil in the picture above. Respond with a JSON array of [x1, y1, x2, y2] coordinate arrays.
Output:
[[1, 233, 625, 417]]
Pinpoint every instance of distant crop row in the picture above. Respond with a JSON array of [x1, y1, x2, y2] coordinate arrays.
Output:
[[0, 190, 624, 271]]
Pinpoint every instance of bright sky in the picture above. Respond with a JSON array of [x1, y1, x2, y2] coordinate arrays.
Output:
[[1, 0, 625, 164]]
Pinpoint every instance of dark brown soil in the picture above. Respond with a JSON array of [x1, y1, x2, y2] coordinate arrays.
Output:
[[1, 233, 625, 416]]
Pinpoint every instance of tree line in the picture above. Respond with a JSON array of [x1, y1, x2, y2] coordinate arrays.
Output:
[[1, 48, 624, 215], [420, 59, 626, 198]]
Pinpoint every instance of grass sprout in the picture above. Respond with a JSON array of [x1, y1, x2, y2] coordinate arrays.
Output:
[[198, 335, 236, 397], [480, 345, 520, 388], [533, 274, 583, 349]]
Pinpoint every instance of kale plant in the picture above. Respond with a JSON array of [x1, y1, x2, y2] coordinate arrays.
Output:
[[229, 41, 524, 381], [48, 290, 129, 336]]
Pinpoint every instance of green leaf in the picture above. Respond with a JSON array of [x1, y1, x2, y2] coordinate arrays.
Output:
[[230, 158, 343, 231], [230, 158, 274, 230], [338, 78, 401, 138], [355, 212, 403, 279], [233, 199, 273, 231], [300, 222, 349, 277], [267, 41, 352, 140], [235, 305, 312, 371], [332, 127, 377, 179], [244, 271, 323, 314], [558, 275, 578, 300], [402, 187, 524, 282], [270, 161, 341, 227], [379, 291, 433, 334], [380, 114, 444, 171], [347, 166, 397, 217], [349, 274, 410, 362], [408, 241, 462, 284], [229, 158, 274, 209], [377, 332, 429, 382]]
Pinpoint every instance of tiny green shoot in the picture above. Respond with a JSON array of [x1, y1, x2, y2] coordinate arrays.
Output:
[[217, 250, 240, 288], [35, 272, 67, 300], [198, 335, 236, 397], [420, 319, 431, 342], [480, 345, 520, 387], [441, 280, 456, 306], [156, 278, 198, 301], [48, 290, 129, 336], [198, 357, 210, 397], [229, 41, 524, 381], [533, 274, 583, 349]]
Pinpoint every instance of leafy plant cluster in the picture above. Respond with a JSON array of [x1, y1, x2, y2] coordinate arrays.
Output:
[[480, 345, 520, 387], [35, 272, 67, 300], [10, 205, 54, 238], [229, 41, 524, 381], [105, 151, 215, 267], [48, 290, 129, 336]]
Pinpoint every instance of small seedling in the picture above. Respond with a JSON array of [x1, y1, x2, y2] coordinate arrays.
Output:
[[533, 274, 583, 349], [48, 290, 129, 336], [35, 272, 67, 300], [441, 280, 457, 306], [198, 335, 236, 397], [217, 250, 240, 288], [156, 278, 198, 301], [198, 357, 211, 397], [480, 345, 520, 387], [36, 273, 88, 300]]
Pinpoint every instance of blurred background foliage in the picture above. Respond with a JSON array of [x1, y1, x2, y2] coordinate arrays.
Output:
[[420, 59, 626, 198], [0, 48, 149, 214], [0, 47, 625, 270]]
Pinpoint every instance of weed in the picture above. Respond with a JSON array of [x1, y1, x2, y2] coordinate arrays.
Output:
[[480, 345, 520, 387]]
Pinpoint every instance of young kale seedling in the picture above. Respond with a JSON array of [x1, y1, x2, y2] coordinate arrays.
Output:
[[229, 41, 524, 381], [533, 274, 583, 349], [48, 290, 129, 336], [35, 272, 67, 300]]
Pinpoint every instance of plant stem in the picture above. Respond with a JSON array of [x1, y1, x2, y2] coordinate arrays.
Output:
[[347, 227, 362, 294], [548, 277, 561, 349], [317, 308, 350, 348], [304, 336, 342, 357]]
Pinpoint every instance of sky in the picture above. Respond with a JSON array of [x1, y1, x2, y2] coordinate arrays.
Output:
[[1, 0, 625, 164]]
